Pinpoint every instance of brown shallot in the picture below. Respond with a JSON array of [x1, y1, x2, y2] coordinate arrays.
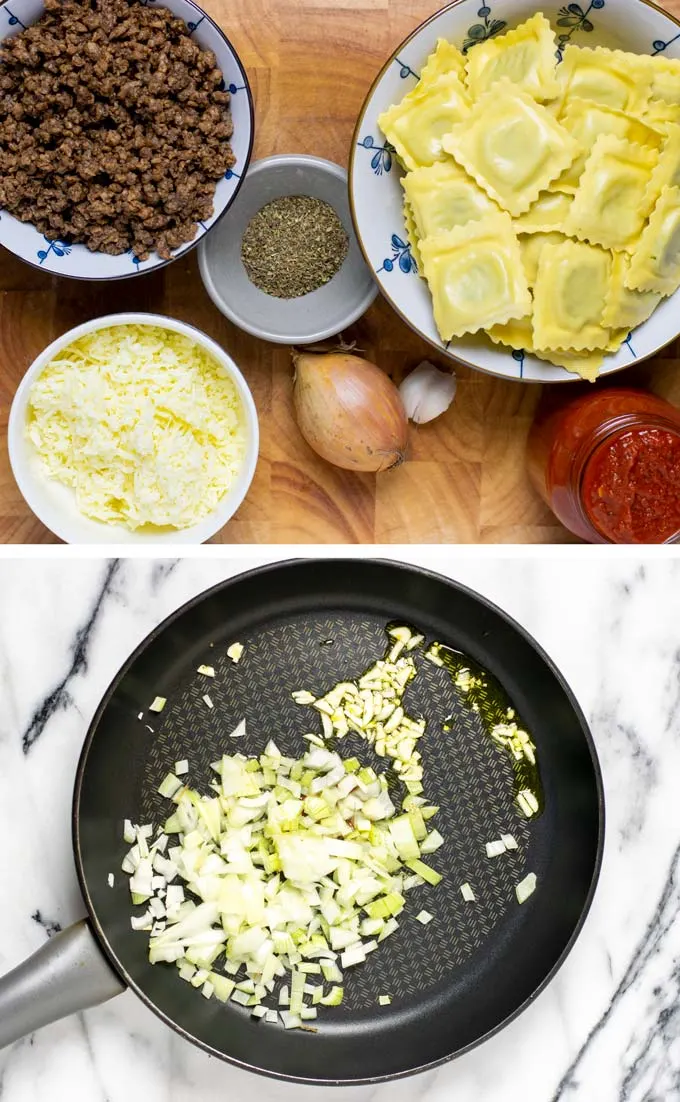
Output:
[[292, 351, 408, 472]]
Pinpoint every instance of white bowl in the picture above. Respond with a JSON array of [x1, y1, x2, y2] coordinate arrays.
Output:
[[0, 0, 254, 281], [8, 314, 259, 544], [199, 155, 378, 343], [349, 0, 680, 382]]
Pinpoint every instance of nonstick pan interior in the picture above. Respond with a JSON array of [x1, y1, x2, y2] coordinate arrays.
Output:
[[73, 559, 604, 1084]]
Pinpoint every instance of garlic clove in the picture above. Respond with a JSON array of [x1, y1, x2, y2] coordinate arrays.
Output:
[[399, 361, 457, 425]]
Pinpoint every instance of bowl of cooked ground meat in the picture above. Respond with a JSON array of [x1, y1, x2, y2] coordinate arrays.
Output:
[[0, 0, 254, 279]]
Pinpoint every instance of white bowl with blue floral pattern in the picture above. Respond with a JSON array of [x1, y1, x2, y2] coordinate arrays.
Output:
[[349, 0, 680, 383], [0, 0, 254, 281]]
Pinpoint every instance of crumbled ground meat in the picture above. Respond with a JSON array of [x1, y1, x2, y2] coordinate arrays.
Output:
[[0, 0, 236, 261]]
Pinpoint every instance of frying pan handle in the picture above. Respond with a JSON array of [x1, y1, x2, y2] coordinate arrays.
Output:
[[0, 919, 125, 1049]]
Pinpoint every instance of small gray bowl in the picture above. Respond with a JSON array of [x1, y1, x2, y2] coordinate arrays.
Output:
[[198, 154, 378, 343]]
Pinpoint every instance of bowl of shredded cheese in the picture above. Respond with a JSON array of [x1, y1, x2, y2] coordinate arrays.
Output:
[[349, 1, 680, 384], [8, 315, 259, 544]]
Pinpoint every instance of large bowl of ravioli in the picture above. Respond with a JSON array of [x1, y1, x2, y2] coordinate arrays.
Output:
[[349, 0, 680, 383]]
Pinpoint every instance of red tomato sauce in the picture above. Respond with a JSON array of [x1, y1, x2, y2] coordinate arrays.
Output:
[[582, 427, 680, 544]]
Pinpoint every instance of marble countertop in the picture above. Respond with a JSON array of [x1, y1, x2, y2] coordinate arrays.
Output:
[[0, 549, 678, 1102]]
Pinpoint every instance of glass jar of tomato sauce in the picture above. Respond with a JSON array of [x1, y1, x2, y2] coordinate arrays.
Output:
[[527, 387, 680, 544]]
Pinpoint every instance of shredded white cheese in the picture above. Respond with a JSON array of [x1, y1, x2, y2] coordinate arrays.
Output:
[[516, 872, 537, 904], [27, 325, 248, 530]]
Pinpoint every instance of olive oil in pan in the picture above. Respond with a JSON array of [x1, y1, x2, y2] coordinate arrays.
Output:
[[426, 641, 544, 820]]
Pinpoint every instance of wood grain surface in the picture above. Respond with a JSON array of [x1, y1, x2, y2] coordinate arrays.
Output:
[[2, 0, 680, 544]]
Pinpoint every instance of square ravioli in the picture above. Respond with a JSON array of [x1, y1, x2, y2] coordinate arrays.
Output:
[[401, 161, 499, 241], [465, 12, 559, 102], [442, 81, 580, 216], [556, 46, 651, 114], [564, 135, 659, 251], [378, 72, 471, 171], [644, 99, 680, 127], [541, 347, 606, 382], [419, 211, 531, 340], [519, 231, 567, 286], [488, 313, 534, 351], [488, 312, 607, 381], [532, 239, 612, 351], [420, 38, 467, 86], [555, 98, 663, 192], [603, 252, 662, 329], [645, 55, 680, 106], [625, 185, 680, 295], [514, 188, 573, 232], [402, 199, 422, 270], [645, 124, 680, 201]]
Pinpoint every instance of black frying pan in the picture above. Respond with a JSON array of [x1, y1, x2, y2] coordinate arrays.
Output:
[[0, 559, 604, 1084]]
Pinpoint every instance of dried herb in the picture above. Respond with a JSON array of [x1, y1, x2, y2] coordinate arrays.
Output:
[[241, 195, 349, 299]]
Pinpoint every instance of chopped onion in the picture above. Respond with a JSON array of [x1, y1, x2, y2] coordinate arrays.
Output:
[[227, 643, 244, 664], [158, 773, 182, 799], [485, 840, 506, 859], [130, 912, 153, 931], [340, 944, 366, 968], [420, 829, 444, 854], [415, 910, 433, 925], [197, 665, 215, 677], [516, 873, 537, 904], [320, 986, 344, 1006], [212, 974, 236, 1002], [123, 741, 443, 1026], [122, 640, 450, 1029], [404, 859, 442, 886], [292, 690, 316, 705], [517, 789, 539, 817], [377, 917, 399, 941], [321, 960, 342, 983], [149, 696, 167, 713]]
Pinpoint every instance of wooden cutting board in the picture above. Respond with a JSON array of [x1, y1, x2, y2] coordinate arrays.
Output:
[[2, 0, 680, 544]]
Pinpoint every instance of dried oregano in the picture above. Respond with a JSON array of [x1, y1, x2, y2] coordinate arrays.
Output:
[[241, 195, 349, 299]]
